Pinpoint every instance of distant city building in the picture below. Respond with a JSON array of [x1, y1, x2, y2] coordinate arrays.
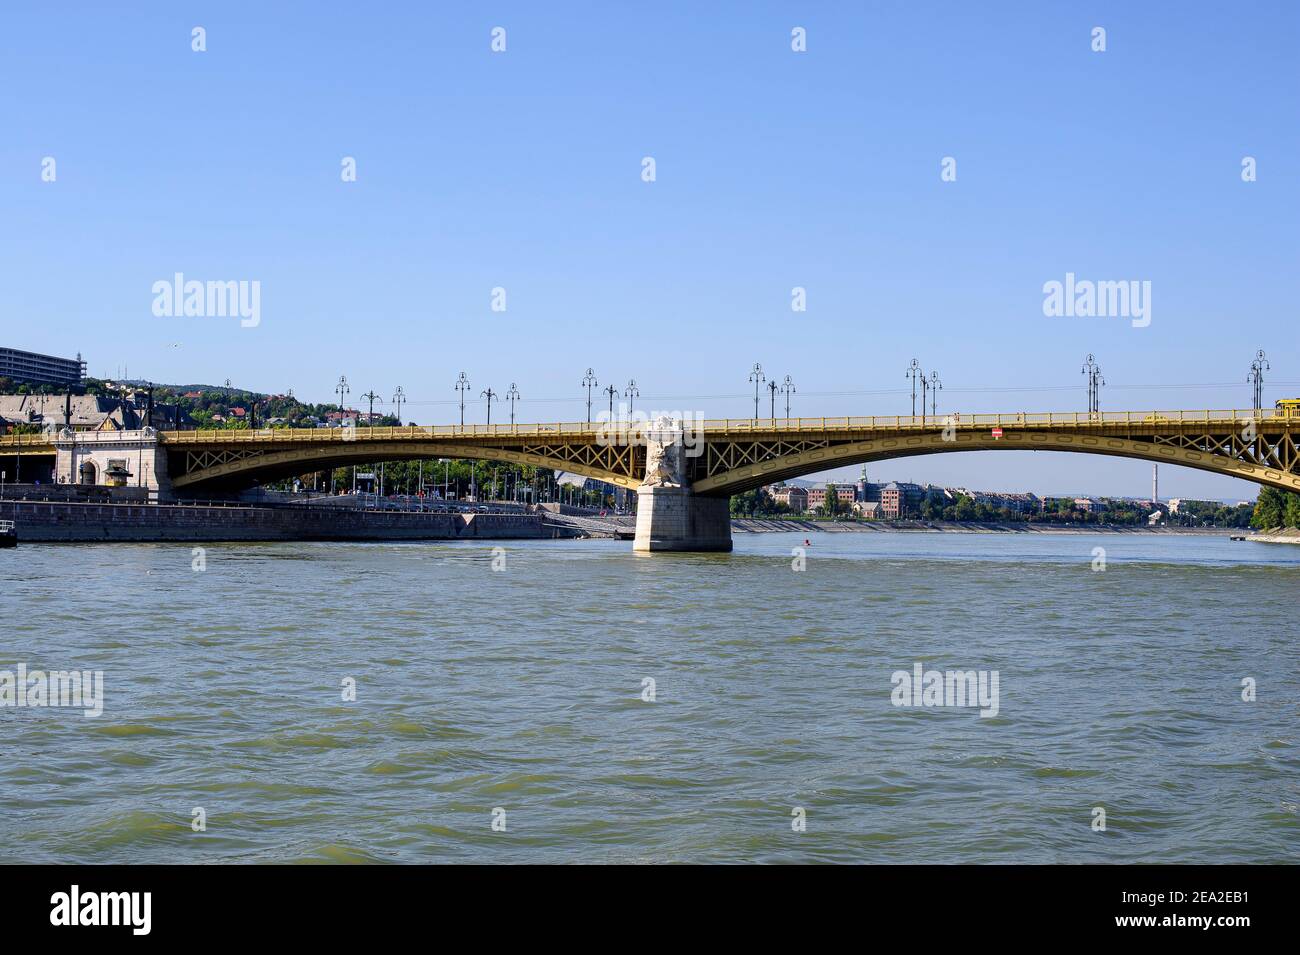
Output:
[[770, 485, 808, 512], [806, 484, 856, 510], [853, 500, 883, 519], [0, 393, 188, 432], [854, 467, 883, 503], [556, 472, 619, 504], [881, 482, 925, 518], [1073, 498, 1101, 513], [950, 488, 1040, 513], [0, 347, 86, 387]]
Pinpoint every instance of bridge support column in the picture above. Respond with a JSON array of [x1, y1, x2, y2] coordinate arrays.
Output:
[[633, 486, 732, 552], [632, 414, 732, 553], [53, 427, 174, 500]]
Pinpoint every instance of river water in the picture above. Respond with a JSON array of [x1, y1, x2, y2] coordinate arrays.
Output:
[[2, 532, 1297, 863]]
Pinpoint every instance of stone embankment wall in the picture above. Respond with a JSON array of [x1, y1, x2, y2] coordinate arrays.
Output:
[[0, 500, 557, 543], [1247, 527, 1300, 545], [730, 518, 1240, 535]]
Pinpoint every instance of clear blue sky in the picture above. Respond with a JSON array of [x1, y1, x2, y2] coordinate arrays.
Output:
[[2, 2, 1296, 498]]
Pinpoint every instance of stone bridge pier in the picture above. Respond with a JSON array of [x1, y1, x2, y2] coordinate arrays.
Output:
[[633, 416, 732, 553], [53, 428, 173, 498]]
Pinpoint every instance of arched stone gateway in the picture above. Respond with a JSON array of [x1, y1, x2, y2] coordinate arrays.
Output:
[[78, 460, 97, 485]]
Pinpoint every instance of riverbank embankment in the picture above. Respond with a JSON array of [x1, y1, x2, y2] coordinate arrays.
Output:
[[1246, 527, 1300, 545], [730, 518, 1239, 536], [0, 499, 570, 543]]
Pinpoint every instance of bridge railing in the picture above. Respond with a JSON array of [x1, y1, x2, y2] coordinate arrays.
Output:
[[106, 407, 1296, 445], [155, 422, 611, 443], [697, 409, 1287, 431]]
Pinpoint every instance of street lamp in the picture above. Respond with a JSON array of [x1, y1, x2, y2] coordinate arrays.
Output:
[[905, 359, 922, 417], [780, 375, 796, 419], [455, 372, 470, 427], [624, 379, 639, 415], [748, 363, 765, 419], [506, 383, 520, 425], [335, 375, 349, 409], [582, 368, 598, 423], [1081, 354, 1104, 414], [392, 385, 406, 425], [929, 371, 942, 417], [481, 387, 498, 425], [766, 379, 778, 419], [1248, 349, 1269, 411], [605, 383, 618, 416]]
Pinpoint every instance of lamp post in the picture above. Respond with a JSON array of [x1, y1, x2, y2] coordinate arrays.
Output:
[[1082, 354, 1104, 414], [360, 390, 381, 425], [582, 369, 598, 423], [929, 371, 942, 417], [392, 385, 406, 425], [506, 383, 520, 425], [455, 372, 470, 427], [749, 363, 765, 419], [780, 375, 796, 419], [335, 375, 349, 410], [1248, 349, 1269, 411], [605, 383, 618, 416], [624, 380, 639, 416], [481, 387, 498, 426], [905, 359, 921, 417], [766, 379, 778, 419]]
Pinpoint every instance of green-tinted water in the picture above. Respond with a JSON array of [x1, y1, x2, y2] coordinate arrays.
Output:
[[2, 532, 1297, 862]]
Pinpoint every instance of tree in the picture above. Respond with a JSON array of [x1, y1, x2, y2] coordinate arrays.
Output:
[[1286, 492, 1300, 528], [820, 485, 841, 518], [732, 488, 780, 517], [1252, 487, 1287, 529]]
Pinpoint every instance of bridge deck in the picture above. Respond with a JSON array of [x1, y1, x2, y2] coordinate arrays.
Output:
[[0, 407, 1293, 453], [154, 407, 1292, 441]]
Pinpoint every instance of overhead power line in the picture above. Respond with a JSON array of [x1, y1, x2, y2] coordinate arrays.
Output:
[[395, 380, 1300, 406]]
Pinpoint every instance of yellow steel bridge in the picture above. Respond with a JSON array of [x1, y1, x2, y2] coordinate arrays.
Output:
[[3, 408, 1299, 496]]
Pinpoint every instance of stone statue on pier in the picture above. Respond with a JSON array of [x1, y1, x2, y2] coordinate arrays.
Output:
[[642, 414, 685, 487]]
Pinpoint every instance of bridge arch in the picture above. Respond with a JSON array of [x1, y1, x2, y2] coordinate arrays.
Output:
[[692, 430, 1300, 496], [167, 440, 642, 492]]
